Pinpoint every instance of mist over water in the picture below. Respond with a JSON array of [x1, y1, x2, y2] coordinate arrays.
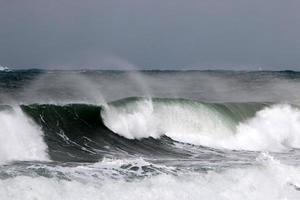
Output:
[[1, 70, 300, 104], [1, 69, 300, 199]]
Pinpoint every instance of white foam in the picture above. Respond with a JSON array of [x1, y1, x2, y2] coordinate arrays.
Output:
[[0, 65, 10, 71], [102, 99, 161, 139], [102, 99, 234, 140], [230, 104, 300, 151], [0, 107, 48, 163], [1, 154, 300, 200], [29, 157, 175, 182], [102, 100, 300, 151], [169, 104, 300, 151]]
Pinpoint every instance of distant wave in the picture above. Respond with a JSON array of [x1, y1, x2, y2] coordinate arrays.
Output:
[[0, 65, 11, 71]]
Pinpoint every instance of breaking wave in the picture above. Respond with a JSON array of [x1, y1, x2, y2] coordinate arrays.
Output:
[[0, 107, 48, 163], [1, 96, 299, 164], [102, 97, 300, 151]]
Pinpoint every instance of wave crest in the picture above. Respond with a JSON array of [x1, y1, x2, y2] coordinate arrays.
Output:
[[102, 98, 300, 151]]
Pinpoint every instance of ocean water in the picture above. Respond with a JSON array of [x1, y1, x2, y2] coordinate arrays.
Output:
[[1, 69, 300, 199]]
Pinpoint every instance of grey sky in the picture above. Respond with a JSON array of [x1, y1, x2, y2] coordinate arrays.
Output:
[[0, 0, 299, 70]]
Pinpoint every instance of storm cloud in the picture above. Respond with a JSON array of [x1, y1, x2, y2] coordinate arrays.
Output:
[[0, 0, 299, 70]]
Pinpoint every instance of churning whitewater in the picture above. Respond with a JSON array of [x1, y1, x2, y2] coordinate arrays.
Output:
[[1, 70, 300, 199]]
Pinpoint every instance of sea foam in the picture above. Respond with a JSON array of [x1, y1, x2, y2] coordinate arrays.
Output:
[[1, 154, 300, 200]]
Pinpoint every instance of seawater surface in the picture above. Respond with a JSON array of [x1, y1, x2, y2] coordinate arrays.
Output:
[[1, 69, 300, 199]]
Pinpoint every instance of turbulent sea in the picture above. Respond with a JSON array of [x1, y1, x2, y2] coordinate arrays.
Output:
[[1, 69, 300, 199]]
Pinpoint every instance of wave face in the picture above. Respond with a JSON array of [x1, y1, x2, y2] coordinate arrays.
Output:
[[1, 70, 300, 199]]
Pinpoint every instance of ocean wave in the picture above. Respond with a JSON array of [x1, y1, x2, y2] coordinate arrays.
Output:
[[103, 97, 300, 151], [1, 97, 299, 164]]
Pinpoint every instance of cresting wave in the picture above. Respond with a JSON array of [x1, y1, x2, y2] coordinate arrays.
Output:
[[102, 97, 300, 151]]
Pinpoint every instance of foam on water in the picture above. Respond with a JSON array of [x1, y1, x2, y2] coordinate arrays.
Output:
[[0, 107, 48, 163], [25, 158, 176, 182], [102, 99, 300, 151], [1, 154, 300, 200]]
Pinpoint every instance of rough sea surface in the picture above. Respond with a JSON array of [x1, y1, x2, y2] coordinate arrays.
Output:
[[1, 69, 300, 199]]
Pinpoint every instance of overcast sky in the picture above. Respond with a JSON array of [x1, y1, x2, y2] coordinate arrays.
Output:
[[0, 0, 299, 70]]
